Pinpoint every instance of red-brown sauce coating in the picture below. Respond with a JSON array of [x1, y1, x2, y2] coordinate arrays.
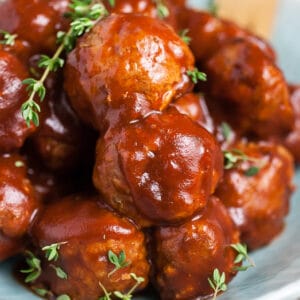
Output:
[[93, 109, 223, 227], [204, 40, 293, 139], [64, 13, 194, 130], [178, 9, 276, 62], [215, 141, 294, 250], [30, 195, 150, 300], [0, 233, 24, 261], [0, 50, 36, 152], [0, 0, 69, 54], [0, 153, 38, 238], [152, 196, 239, 300]]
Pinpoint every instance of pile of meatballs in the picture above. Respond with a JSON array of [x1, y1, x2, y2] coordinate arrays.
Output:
[[0, 0, 298, 299]]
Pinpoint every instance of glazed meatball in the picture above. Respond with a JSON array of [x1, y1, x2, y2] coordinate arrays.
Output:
[[27, 68, 97, 172], [0, 233, 23, 261], [204, 40, 294, 139], [30, 195, 150, 300], [178, 9, 276, 62], [283, 85, 300, 163], [0, 0, 69, 54], [152, 196, 239, 300], [0, 154, 38, 238], [104, 0, 183, 30], [93, 109, 223, 227], [64, 13, 194, 130], [215, 141, 294, 250], [0, 50, 36, 152]]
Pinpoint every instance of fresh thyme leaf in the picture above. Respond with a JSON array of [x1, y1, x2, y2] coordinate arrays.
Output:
[[38, 55, 65, 72], [33, 288, 49, 297], [21, 0, 108, 127], [187, 68, 207, 84], [231, 243, 255, 271], [179, 29, 191, 45], [0, 30, 18, 46], [208, 0, 218, 16], [20, 251, 42, 283], [50, 265, 68, 279], [42, 242, 67, 261], [154, 0, 170, 19], [208, 268, 227, 300], [244, 166, 260, 177], [108, 0, 115, 7], [223, 149, 261, 176], [57, 295, 71, 300], [220, 122, 232, 142], [108, 250, 130, 277]]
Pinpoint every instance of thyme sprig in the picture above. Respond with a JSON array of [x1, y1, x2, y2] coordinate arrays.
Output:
[[208, 0, 218, 16], [187, 68, 207, 84], [223, 149, 262, 176], [99, 273, 145, 300], [108, 250, 131, 277], [231, 243, 255, 271], [154, 0, 170, 19], [0, 30, 17, 46], [20, 251, 42, 283], [208, 269, 227, 300], [179, 29, 191, 45], [42, 241, 68, 262], [21, 0, 108, 127]]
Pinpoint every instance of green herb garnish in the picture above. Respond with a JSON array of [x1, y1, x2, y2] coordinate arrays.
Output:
[[223, 149, 261, 176], [108, 250, 130, 277], [187, 68, 207, 84], [208, 269, 227, 300], [0, 30, 17, 46], [231, 243, 255, 271], [21, 0, 108, 127], [154, 0, 169, 19], [179, 29, 191, 45], [20, 251, 42, 283], [50, 265, 68, 279], [42, 242, 67, 261]]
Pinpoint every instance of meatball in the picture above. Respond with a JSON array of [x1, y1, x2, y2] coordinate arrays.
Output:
[[64, 13, 194, 130], [170, 93, 215, 133], [104, 0, 184, 30], [283, 85, 300, 163], [204, 40, 294, 139], [0, 50, 36, 152], [0, 153, 38, 238], [215, 141, 294, 250], [93, 109, 223, 227], [0, 233, 23, 261], [152, 196, 239, 300], [178, 9, 276, 62], [27, 68, 97, 172], [29, 195, 150, 300], [0, 0, 69, 54]]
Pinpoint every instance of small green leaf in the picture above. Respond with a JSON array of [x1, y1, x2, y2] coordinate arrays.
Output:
[[33, 288, 49, 297], [57, 295, 71, 300], [0, 30, 18, 46], [187, 68, 207, 84], [245, 166, 260, 177], [221, 122, 232, 141], [179, 29, 191, 45], [50, 265, 68, 279], [108, 0, 115, 7]]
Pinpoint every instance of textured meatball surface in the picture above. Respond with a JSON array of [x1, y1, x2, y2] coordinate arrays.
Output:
[[215, 141, 294, 250], [30, 195, 150, 300], [65, 13, 194, 129], [0, 50, 36, 152], [0, 153, 38, 238], [93, 109, 223, 227], [152, 196, 239, 300], [204, 40, 293, 138]]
